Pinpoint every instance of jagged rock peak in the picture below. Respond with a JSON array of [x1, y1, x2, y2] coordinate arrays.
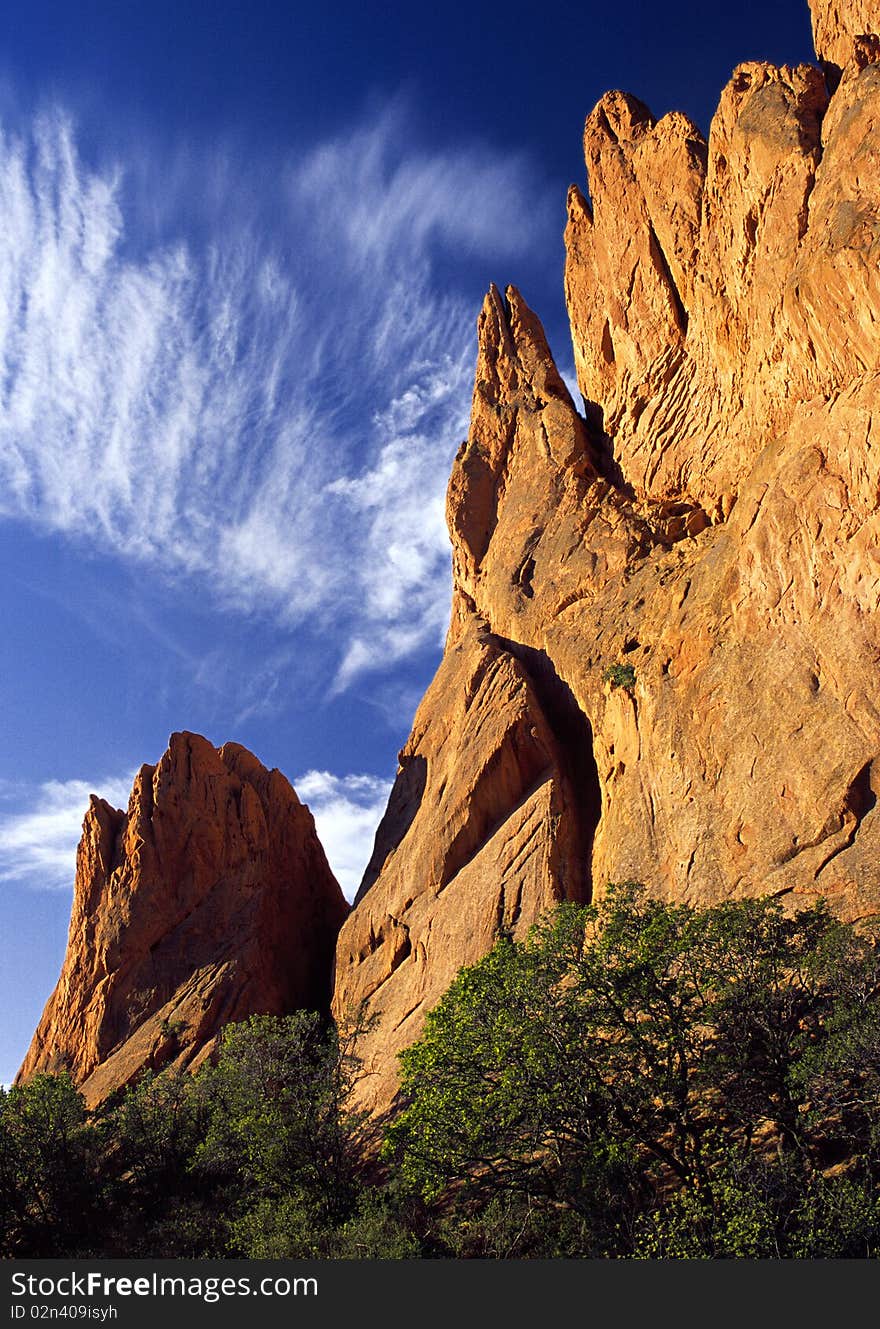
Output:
[[447, 283, 597, 636], [18, 731, 348, 1107], [566, 90, 707, 425], [474, 283, 581, 415], [564, 30, 880, 509]]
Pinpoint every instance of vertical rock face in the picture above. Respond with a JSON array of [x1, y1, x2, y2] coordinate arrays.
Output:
[[19, 733, 348, 1106], [565, 59, 837, 508], [563, 97, 705, 430], [333, 621, 593, 1113], [564, 12, 880, 513], [332, 289, 601, 1116], [335, 0, 880, 1116]]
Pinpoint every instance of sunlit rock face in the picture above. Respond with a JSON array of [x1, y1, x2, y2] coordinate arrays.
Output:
[[335, 0, 880, 1117], [19, 732, 348, 1107], [809, 0, 880, 70]]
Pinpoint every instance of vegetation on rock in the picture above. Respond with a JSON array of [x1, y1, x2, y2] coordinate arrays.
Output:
[[601, 662, 637, 690]]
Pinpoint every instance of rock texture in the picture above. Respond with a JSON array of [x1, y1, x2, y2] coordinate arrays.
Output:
[[810, 0, 880, 69], [334, 0, 880, 1116], [19, 733, 348, 1106]]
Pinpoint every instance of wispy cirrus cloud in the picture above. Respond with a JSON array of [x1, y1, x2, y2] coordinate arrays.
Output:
[[0, 774, 135, 891], [0, 100, 553, 689]]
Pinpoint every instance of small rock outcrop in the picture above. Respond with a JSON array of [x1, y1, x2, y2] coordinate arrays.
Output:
[[18, 733, 348, 1106], [809, 0, 880, 70]]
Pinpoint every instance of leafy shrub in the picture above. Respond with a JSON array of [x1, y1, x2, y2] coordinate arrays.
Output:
[[0, 1073, 102, 1256], [385, 885, 880, 1256], [602, 662, 636, 690]]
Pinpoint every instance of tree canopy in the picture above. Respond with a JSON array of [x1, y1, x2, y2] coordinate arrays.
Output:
[[385, 884, 880, 1256], [5, 885, 880, 1258]]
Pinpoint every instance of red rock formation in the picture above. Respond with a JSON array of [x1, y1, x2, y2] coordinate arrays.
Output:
[[335, 0, 880, 1116], [19, 733, 348, 1107], [564, 61, 834, 510]]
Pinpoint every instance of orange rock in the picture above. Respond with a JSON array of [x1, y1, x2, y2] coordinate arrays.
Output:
[[809, 0, 880, 69], [563, 95, 704, 427], [18, 733, 348, 1107], [566, 61, 832, 507], [332, 617, 595, 1117], [337, 0, 880, 1117]]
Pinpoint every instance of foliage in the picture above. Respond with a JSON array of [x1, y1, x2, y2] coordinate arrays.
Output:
[[7, 888, 880, 1259], [634, 1156, 880, 1259], [385, 884, 880, 1256], [384, 904, 641, 1254], [114, 1066, 209, 1191], [0, 1073, 102, 1256], [197, 1011, 366, 1233], [231, 1190, 422, 1259], [602, 662, 636, 690], [105, 1067, 222, 1256], [0, 1010, 371, 1259]]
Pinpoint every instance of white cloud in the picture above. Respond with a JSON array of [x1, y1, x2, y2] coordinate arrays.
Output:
[[0, 101, 552, 688], [560, 364, 581, 406], [0, 774, 134, 891], [295, 769, 393, 902], [292, 103, 545, 272]]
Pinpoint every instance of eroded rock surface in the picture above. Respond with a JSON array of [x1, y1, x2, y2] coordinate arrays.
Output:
[[809, 0, 880, 69]]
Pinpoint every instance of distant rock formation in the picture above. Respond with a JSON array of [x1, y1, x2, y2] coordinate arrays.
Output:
[[334, 0, 880, 1116], [18, 733, 348, 1107]]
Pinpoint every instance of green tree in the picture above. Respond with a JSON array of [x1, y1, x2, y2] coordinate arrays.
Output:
[[384, 899, 642, 1253], [196, 1011, 367, 1254], [385, 885, 880, 1257], [104, 1067, 221, 1257], [0, 1073, 102, 1256]]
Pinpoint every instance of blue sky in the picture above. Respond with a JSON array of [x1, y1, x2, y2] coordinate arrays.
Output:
[[0, 0, 813, 1084]]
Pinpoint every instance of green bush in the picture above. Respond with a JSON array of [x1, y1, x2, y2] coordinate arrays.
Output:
[[602, 662, 636, 690], [196, 1011, 365, 1227], [385, 885, 880, 1257], [0, 1073, 103, 1256]]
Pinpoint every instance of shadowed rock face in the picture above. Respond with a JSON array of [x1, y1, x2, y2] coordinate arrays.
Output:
[[334, 0, 880, 1117], [18, 732, 349, 1107], [332, 616, 596, 1117]]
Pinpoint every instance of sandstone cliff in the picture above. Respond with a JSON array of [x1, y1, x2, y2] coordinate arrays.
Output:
[[334, 0, 880, 1116], [19, 733, 348, 1107]]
